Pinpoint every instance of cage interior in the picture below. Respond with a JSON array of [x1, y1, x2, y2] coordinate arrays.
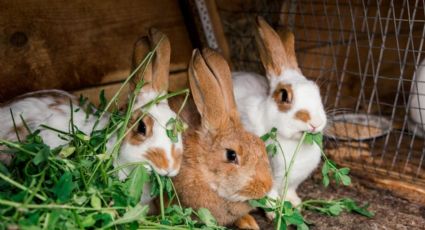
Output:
[[216, 0, 425, 190]]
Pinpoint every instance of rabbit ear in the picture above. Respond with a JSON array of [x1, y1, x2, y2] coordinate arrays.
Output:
[[189, 49, 237, 130], [149, 28, 171, 93], [276, 29, 299, 71], [131, 36, 153, 92], [200, 48, 239, 119], [255, 16, 299, 77], [130, 29, 170, 94]]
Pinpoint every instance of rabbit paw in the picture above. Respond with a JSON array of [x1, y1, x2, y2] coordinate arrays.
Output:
[[235, 214, 260, 230], [286, 190, 302, 206], [266, 211, 276, 221]]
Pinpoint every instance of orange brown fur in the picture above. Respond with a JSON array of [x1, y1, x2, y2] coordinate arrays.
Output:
[[171, 144, 182, 171], [295, 109, 311, 122], [255, 17, 286, 76], [145, 147, 169, 170], [272, 83, 293, 112], [234, 214, 260, 230], [172, 49, 273, 227], [131, 29, 170, 93]]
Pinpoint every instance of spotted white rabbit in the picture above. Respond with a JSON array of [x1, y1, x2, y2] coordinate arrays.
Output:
[[232, 17, 327, 216], [0, 29, 183, 205]]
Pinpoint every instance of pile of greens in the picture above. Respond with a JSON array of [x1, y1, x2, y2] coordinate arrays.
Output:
[[0, 48, 373, 229], [0, 49, 222, 230]]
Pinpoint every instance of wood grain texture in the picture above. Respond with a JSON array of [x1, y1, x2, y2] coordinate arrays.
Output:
[[72, 72, 189, 108], [0, 0, 192, 102]]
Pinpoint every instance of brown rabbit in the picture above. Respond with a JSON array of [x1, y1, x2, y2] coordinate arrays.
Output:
[[171, 48, 273, 229]]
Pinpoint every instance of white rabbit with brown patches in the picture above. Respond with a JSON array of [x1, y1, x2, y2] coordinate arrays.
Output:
[[232, 17, 327, 218], [170, 48, 273, 229], [0, 29, 183, 205]]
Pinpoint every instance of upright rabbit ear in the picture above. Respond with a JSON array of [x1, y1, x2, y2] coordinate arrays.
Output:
[[189, 49, 238, 131], [131, 36, 153, 92], [149, 28, 171, 93], [130, 29, 170, 94], [255, 16, 299, 77]]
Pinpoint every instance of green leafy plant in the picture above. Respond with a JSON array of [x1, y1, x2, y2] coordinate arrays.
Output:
[[254, 129, 373, 229], [0, 46, 219, 230], [304, 132, 351, 187]]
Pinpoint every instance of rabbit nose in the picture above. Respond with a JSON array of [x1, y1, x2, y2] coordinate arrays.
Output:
[[166, 168, 179, 177], [309, 124, 317, 132]]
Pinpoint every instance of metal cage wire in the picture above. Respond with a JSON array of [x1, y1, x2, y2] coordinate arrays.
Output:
[[217, 0, 425, 185]]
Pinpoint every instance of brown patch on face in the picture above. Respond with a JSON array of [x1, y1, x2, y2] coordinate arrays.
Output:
[[127, 112, 154, 145], [171, 144, 182, 171], [146, 147, 169, 170], [272, 83, 293, 112], [295, 109, 311, 122]]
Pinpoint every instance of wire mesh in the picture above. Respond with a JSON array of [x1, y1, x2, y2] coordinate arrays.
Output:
[[216, 0, 425, 185]]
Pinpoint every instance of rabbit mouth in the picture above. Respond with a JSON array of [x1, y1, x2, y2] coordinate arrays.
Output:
[[223, 191, 249, 202]]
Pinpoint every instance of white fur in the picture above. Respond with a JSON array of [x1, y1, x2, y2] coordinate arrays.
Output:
[[0, 89, 183, 205], [409, 59, 425, 137], [233, 69, 327, 207]]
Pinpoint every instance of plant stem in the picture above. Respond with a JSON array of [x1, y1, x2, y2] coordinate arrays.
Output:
[[0, 139, 36, 156], [138, 220, 190, 230], [0, 171, 47, 201], [107, 161, 148, 175], [154, 172, 165, 220], [0, 199, 126, 211], [276, 132, 307, 230]]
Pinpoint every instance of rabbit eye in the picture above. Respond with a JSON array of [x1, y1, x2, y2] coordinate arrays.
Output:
[[226, 149, 238, 164], [280, 89, 289, 103], [137, 120, 146, 135]]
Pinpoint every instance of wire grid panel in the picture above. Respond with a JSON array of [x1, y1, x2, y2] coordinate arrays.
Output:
[[217, 0, 425, 185]]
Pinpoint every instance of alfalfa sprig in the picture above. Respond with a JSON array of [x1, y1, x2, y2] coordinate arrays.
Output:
[[252, 129, 372, 229], [304, 132, 351, 187]]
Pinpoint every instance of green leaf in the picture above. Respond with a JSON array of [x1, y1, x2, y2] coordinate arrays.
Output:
[[125, 165, 149, 203], [322, 175, 330, 187], [249, 198, 268, 209], [52, 172, 76, 202], [73, 195, 88, 205], [33, 146, 50, 165], [328, 204, 343, 216], [297, 223, 309, 230], [285, 210, 304, 225], [197, 208, 217, 227], [339, 167, 350, 175], [312, 133, 323, 148], [81, 213, 97, 227], [166, 129, 178, 143], [98, 89, 107, 111], [266, 144, 277, 157], [166, 118, 180, 143], [277, 216, 287, 230], [340, 174, 351, 186], [90, 194, 101, 209], [260, 133, 271, 142], [342, 199, 374, 218], [303, 133, 314, 145], [106, 204, 148, 227]]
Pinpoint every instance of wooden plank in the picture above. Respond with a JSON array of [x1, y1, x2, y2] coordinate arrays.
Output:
[[205, 0, 231, 62], [72, 72, 189, 107], [0, 0, 192, 102]]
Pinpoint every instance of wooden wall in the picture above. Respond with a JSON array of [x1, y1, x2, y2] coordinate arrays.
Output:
[[0, 0, 193, 103]]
